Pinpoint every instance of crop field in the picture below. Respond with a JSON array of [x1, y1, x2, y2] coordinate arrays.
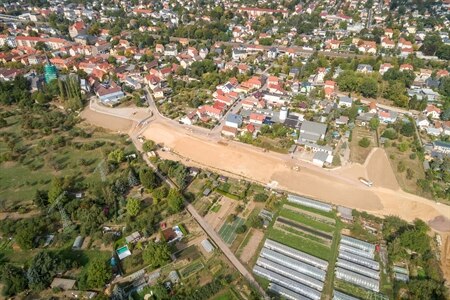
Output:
[[267, 228, 331, 260], [278, 208, 335, 233], [180, 259, 205, 279], [218, 217, 245, 245]]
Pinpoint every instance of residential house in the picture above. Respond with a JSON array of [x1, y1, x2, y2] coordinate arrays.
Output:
[[379, 63, 393, 75], [225, 114, 243, 128], [249, 113, 266, 125], [378, 110, 398, 123], [356, 64, 373, 73], [298, 120, 327, 144], [339, 96, 353, 108], [94, 82, 125, 104], [423, 104, 441, 119], [221, 125, 238, 138]]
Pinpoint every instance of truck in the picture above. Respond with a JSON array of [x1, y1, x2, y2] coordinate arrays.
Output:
[[359, 177, 373, 187]]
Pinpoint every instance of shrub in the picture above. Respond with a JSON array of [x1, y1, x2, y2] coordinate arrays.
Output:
[[406, 168, 414, 180], [358, 137, 371, 148], [409, 153, 417, 160], [235, 224, 247, 234], [254, 193, 269, 202], [397, 161, 406, 173]]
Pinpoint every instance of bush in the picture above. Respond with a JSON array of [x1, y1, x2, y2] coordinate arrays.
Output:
[[358, 137, 371, 148], [382, 128, 398, 140], [409, 153, 417, 160], [235, 224, 247, 234], [397, 161, 406, 173], [397, 142, 409, 152], [406, 168, 414, 180], [253, 193, 269, 202]]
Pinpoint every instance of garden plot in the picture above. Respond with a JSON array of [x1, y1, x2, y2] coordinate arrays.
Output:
[[218, 217, 245, 246]]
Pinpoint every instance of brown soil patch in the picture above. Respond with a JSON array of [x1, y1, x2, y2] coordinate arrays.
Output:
[[429, 216, 450, 232], [80, 107, 133, 133], [365, 148, 400, 190], [204, 197, 237, 230], [240, 229, 264, 264]]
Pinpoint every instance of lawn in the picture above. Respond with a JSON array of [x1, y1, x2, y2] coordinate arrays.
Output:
[[279, 208, 335, 233], [350, 127, 377, 164], [267, 228, 330, 260], [275, 223, 329, 245], [210, 204, 222, 213]]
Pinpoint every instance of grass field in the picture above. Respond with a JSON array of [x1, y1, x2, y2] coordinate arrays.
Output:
[[267, 228, 330, 260], [350, 127, 377, 164], [211, 289, 240, 300], [279, 208, 335, 233], [210, 204, 222, 213], [218, 217, 245, 245], [0, 116, 132, 209], [275, 223, 330, 245]]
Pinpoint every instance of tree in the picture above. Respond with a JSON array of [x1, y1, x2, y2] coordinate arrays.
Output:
[[139, 169, 158, 191], [85, 258, 111, 289], [34, 41, 47, 51], [167, 189, 184, 212], [33, 190, 48, 208], [27, 252, 62, 291], [142, 242, 171, 268], [0, 264, 28, 297], [15, 220, 41, 250], [128, 168, 140, 187], [108, 149, 124, 163], [77, 205, 107, 235], [369, 117, 380, 131], [143, 140, 157, 152], [126, 197, 141, 217], [400, 122, 415, 137], [235, 224, 247, 234], [48, 177, 64, 204], [358, 137, 371, 148], [152, 186, 169, 201], [249, 215, 264, 228], [359, 77, 378, 98]]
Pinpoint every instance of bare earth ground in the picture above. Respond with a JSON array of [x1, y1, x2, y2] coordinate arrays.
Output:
[[143, 121, 450, 229], [240, 229, 265, 264], [204, 197, 237, 231], [80, 107, 133, 133]]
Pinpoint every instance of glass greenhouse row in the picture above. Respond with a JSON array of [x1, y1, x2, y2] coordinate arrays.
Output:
[[269, 283, 312, 300], [341, 235, 376, 253], [336, 258, 380, 280], [253, 265, 322, 300], [333, 290, 361, 300], [265, 239, 329, 270], [260, 248, 326, 281], [338, 251, 379, 270], [335, 267, 380, 292], [287, 194, 333, 212], [339, 244, 375, 260], [257, 257, 324, 291]]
